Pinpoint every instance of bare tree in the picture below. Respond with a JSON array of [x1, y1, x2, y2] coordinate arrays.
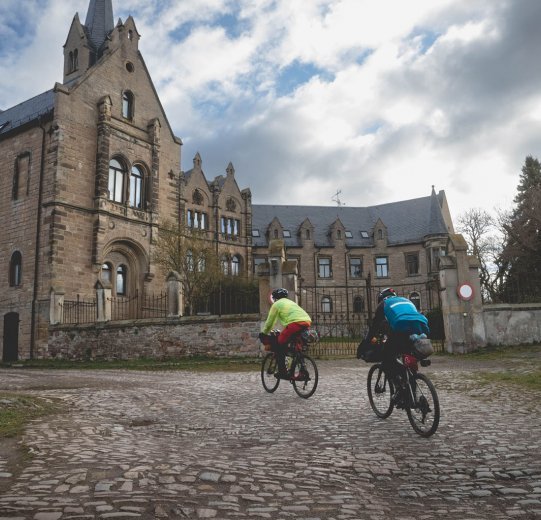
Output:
[[457, 208, 507, 302], [153, 220, 223, 315]]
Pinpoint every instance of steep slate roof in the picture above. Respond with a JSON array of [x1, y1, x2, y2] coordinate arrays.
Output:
[[252, 191, 449, 248], [0, 90, 55, 136], [85, 0, 114, 50]]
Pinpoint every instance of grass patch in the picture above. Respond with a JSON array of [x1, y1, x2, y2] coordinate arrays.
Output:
[[1, 356, 261, 372], [0, 394, 60, 439], [477, 370, 541, 391], [462, 344, 541, 360]]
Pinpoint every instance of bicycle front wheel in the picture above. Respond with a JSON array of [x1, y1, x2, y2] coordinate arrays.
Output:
[[367, 363, 394, 418], [292, 354, 318, 398], [406, 373, 440, 437], [261, 353, 280, 393]]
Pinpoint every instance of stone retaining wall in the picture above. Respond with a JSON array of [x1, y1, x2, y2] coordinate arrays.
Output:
[[44, 314, 261, 360], [483, 303, 541, 346]]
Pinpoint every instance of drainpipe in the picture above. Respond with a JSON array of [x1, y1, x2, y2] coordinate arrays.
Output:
[[30, 117, 50, 359]]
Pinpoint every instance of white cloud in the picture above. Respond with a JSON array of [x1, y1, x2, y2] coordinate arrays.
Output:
[[1, 0, 540, 225]]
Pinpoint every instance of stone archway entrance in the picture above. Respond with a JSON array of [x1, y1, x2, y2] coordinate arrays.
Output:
[[3, 312, 19, 362]]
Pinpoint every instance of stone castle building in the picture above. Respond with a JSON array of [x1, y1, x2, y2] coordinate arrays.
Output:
[[0, 0, 252, 360], [1, 0, 457, 361], [252, 189, 454, 319]]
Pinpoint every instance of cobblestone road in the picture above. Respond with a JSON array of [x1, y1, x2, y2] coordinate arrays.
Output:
[[0, 357, 540, 520]]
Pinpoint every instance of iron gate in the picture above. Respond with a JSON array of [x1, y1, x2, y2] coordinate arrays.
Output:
[[299, 277, 443, 357]]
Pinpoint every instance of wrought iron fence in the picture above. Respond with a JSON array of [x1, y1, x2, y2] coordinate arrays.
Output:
[[109, 290, 169, 321], [61, 295, 97, 325], [300, 277, 444, 357]]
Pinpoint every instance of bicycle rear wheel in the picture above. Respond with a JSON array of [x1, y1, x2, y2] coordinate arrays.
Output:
[[292, 354, 318, 398], [406, 373, 440, 437], [261, 353, 280, 393], [367, 363, 394, 418]]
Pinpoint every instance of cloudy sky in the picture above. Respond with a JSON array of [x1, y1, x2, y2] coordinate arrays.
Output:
[[1, 0, 540, 222]]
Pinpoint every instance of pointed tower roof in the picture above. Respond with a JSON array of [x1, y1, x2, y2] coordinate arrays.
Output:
[[85, 0, 114, 50], [427, 186, 449, 236]]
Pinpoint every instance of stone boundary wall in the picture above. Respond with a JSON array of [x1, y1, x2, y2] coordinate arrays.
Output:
[[483, 303, 541, 346], [44, 314, 261, 360]]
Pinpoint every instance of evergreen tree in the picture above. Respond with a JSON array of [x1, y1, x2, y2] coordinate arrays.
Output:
[[500, 155, 541, 301]]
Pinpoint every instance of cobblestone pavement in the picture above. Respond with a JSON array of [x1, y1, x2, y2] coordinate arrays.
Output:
[[0, 357, 540, 520]]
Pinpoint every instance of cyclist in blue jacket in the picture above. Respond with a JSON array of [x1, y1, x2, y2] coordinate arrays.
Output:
[[357, 288, 429, 373]]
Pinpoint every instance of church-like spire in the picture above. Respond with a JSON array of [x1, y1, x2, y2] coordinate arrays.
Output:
[[85, 0, 114, 50]]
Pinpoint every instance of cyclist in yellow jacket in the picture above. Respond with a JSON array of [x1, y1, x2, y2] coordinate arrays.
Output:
[[261, 288, 311, 378]]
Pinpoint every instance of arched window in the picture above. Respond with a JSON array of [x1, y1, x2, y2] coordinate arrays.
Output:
[[306, 229, 310, 240], [116, 265, 127, 295], [186, 250, 194, 271], [221, 255, 229, 275], [9, 251, 22, 287], [274, 229, 278, 239], [321, 296, 332, 314], [378, 229, 384, 240], [108, 159, 126, 203], [231, 255, 240, 276], [122, 91, 134, 119], [73, 49, 78, 70], [101, 263, 112, 284], [129, 165, 144, 208], [409, 291, 421, 311], [128, 30, 134, 40], [353, 296, 364, 313]]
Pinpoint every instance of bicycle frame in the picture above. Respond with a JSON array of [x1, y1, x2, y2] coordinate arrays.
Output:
[[366, 352, 440, 436], [260, 331, 319, 398]]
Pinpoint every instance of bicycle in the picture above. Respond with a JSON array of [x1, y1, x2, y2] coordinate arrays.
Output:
[[366, 338, 440, 437], [260, 329, 319, 399]]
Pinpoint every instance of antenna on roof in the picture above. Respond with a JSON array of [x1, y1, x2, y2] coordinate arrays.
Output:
[[332, 189, 345, 206]]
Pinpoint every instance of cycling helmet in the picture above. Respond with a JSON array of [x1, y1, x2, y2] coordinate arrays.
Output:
[[377, 287, 397, 303], [271, 288, 288, 301]]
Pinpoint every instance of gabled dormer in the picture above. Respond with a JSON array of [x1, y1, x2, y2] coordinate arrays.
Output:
[[299, 218, 314, 243], [63, 13, 91, 82], [329, 218, 346, 246], [268, 217, 284, 241], [63, 0, 115, 83], [373, 218, 388, 248], [182, 153, 212, 202]]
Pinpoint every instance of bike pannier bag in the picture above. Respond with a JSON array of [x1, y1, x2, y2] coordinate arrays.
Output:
[[412, 337, 434, 359]]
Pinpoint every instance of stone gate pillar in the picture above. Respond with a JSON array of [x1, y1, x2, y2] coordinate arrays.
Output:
[[49, 288, 65, 325], [438, 234, 487, 353], [257, 239, 299, 319], [167, 271, 182, 318], [95, 280, 112, 322]]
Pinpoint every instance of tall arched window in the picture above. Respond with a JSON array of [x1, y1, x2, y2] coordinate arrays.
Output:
[[231, 255, 240, 276], [321, 296, 332, 314], [186, 250, 194, 271], [353, 296, 364, 313], [122, 91, 134, 119], [409, 291, 421, 310], [108, 159, 125, 203], [9, 251, 22, 287], [116, 265, 127, 295], [129, 165, 144, 208], [72, 49, 78, 71], [221, 255, 229, 275]]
